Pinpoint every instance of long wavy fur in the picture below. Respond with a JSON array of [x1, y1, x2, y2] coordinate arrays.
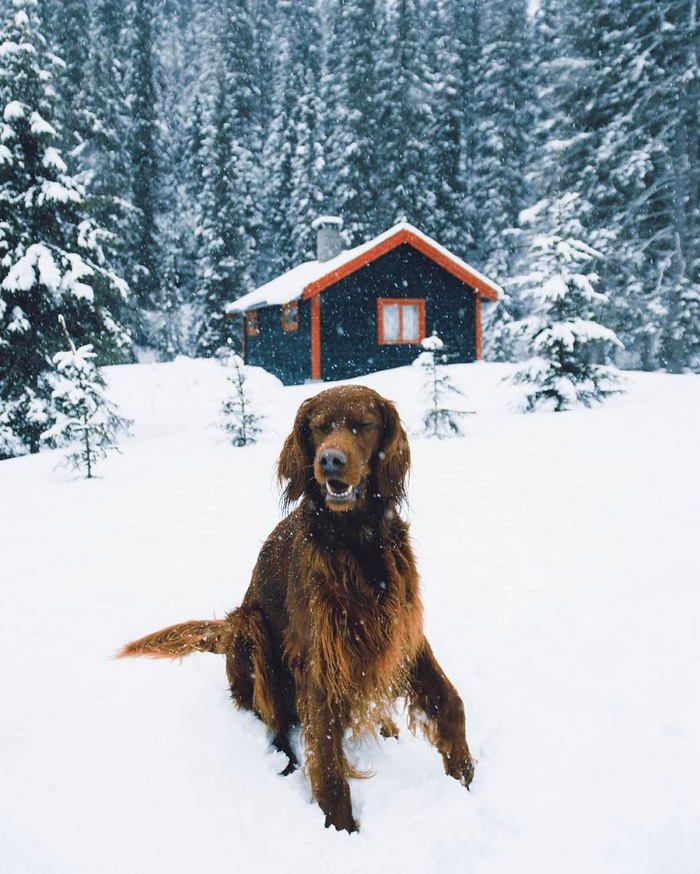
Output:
[[116, 619, 230, 659]]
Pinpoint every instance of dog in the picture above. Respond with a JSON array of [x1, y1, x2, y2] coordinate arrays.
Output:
[[118, 385, 474, 832]]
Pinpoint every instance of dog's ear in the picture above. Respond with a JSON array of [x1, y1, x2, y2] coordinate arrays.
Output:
[[277, 397, 314, 507], [376, 397, 410, 505]]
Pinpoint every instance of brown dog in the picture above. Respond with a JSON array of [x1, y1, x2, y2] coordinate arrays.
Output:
[[118, 385, 474, 832]]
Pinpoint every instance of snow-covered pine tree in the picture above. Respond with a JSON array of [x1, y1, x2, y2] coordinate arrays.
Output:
[[0, 0, 130, 458], [81, 0, 136, 280], [423, 0, 476, 256], [124, 0, 161, 318], [257, 0, 322, 283], [43, 0, 86, 146], [415, 333, 472, 438], [545, 0, 700, 372], [152, 8, 198, 358], [374, 0, 435, 230], [472, 0, 535, 361], [219, 350, 263, 447], [194, 0, 260, 355], [512, 195, 623, 412], [42, 315, 131, 477], [322, 0, 381, 243]]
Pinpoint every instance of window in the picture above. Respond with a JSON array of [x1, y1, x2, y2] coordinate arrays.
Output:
[[245, 310, 259, 336], [281, 301, 299, 331], [377, 299, 426, 345]]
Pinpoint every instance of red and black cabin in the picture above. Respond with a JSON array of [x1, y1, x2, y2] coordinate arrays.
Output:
[[225, 221, 500, 385]]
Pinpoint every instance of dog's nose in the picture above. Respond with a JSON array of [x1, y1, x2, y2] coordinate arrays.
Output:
[[319, 448, 347, 474]]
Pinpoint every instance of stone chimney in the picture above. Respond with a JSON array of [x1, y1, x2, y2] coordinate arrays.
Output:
[[312, 215, 344, 262]]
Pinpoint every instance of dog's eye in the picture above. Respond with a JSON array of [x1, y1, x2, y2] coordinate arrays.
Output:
[[351, 422, 375, 434], [311, 423, 331, 435]]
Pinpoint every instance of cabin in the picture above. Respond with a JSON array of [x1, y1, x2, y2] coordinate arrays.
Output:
[[224, 218, 501, 385]]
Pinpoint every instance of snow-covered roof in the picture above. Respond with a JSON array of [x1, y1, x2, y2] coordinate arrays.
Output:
[[225, 222, 502, 314]]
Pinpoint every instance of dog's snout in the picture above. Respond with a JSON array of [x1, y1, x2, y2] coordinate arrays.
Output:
[[319, 448, 347, 474]]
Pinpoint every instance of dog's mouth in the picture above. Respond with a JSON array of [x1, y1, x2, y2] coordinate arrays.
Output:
[[324, 479, 361, 507]]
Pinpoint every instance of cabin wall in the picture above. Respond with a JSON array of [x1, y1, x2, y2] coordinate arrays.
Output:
[[244, 300, 311, 385], [318, 244, 476, 382]]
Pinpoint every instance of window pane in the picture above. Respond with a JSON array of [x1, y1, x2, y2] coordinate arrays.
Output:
[[382, 304, 400, 341], [402, 304, 419, 341]]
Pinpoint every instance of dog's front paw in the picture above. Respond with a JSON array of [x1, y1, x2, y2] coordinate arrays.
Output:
[[319, 779, 359, 833], [324, 809, 359, 834]]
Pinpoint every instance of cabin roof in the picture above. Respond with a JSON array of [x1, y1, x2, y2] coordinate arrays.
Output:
[[225, 222, 501, 315]]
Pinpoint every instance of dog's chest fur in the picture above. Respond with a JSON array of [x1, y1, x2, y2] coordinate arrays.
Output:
[[291, 504, 423, 715]]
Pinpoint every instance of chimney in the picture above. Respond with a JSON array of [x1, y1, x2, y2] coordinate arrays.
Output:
[[312, 215, 344, 262]]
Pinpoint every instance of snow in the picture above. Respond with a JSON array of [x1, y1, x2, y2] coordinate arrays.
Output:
[[227, 258, 328, 312], [42, 146, 67, 174], [29, 110, 56, 137], [52, 343, 96, 373], [421, 333, 444, 351], [7, 304, 29, 333], [62, 253, 95, 301], [38, 180, 81, 205], [225, 222, 502, 314], [3, 100, 24, 121], [1, 242, 61, 292], [1, 358, 699, 874], [312, 215, 344, 228], [534, 319, 624, 350]]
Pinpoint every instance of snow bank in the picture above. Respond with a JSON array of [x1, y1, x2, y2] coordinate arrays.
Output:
[[1, 359, 698, 874]]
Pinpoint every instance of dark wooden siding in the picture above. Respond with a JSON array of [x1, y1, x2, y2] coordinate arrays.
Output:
[[244, 299, 311, 385], [318, 244, 476, 382]]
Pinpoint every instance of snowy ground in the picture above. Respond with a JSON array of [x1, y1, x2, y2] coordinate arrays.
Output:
[[1, 357, 699, 874]]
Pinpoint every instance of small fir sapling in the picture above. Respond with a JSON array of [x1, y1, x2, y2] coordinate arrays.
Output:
[[41, 316, 131, 477], [415, 333, 473, 437], [219, 349, 263, 446], [512, 223, 624, 412]]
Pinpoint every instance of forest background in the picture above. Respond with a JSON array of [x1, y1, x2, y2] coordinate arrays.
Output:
[[2, 0, 698, 377]]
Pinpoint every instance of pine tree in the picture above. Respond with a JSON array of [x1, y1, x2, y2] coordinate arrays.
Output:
[[219, 350, 263, 446], [546, 0, 700, 372], [423, 0, 476, 255], [194, 0, 260, 355], [470, 0, 534, 361], [374, 0, 435, 230], [258, 0, 323, 282], [322, 0, 380, 243], [512, 195, 623, 412], [82, 0, 134, 253], [43, 0, 88, 147], [42, 315, 131, 477], [0, 0, 130, 458], [153, 7, 198, 357], [415, 333, 472, 437], [125, 0, 161, 316]]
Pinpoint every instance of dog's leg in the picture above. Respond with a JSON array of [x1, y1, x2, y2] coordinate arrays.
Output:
[[304, 684, 358, 833], [407, 640, 475, 788], [272, 728, 299, 776], [225, 607, 299, 775]]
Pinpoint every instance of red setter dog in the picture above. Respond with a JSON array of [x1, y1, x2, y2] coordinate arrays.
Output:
[[118, 385, 474, 832]]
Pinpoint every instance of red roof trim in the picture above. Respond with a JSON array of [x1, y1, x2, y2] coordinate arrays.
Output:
[[302, 228, 499, 302]]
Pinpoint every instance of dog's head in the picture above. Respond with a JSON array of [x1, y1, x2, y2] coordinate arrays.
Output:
[[277, 385, 410, 512]]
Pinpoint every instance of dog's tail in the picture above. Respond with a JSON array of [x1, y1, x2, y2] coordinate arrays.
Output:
[[116, 619, 231, 660]]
